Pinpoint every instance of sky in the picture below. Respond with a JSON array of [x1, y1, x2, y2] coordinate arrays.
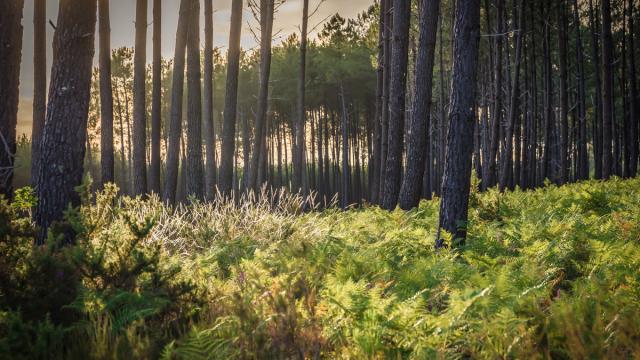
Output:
[[17, 0, 373, 137]]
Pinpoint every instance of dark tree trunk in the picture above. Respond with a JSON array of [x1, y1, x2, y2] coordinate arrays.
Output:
[[399, 0, 440, 210], [0, 0, 24, 198], [218, 0, 243, 196], [381, 0, 411, 210], [341, 87, 350, 208], [573, 0, 589, 181], [628, 0, 638, 177], [203, 0, 217, 199], [601, 0, 614, 179], [371, 0, 387, 204], [31, 0, 46, 187], [542, 0, 554, 182], [186, 0, 204, 199], [163, 0, 189, 204], [558, 0, 569, 184], [379, 0, 392, 202], [149, 0, 162, 194], [437, 0, 481, 245], [99, 0, 115, 187], [588, 0, 603, 179], [35, 0, 96, 242], [248, 0, 275, 192], [487, 0, 504, 189], [132, 0, 148, 195], [293, 0, 309, 194]]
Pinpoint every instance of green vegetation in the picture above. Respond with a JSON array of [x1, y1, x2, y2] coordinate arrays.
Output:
[[2, 178, 640, 359]]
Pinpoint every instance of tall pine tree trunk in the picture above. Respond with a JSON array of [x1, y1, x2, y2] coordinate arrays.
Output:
[[186, 0, 204, 199], [219, 0, 244, 195], [149, 0, 162, 194], [438, 0, 481, 246], [293, 0, 309, 194], [35, 0, 96, 242], [399, 0, 440, 210], [558, 0, 569, 184], [99, 0, 115, 187], [31, 0, 46, 187], [0, 1, 24, 198], [163, 0, 189, 204], [601, 0, 614, 179], [133, 0, 148, 195], [203, 0, 217, 199], [382, 0, 411, 210]]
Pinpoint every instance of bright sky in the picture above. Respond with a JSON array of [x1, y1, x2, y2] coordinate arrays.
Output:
[[17, 0, 374, 136]]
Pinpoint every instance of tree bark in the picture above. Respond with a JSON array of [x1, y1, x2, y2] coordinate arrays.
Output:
[[381, 0, 411, 210], [438, 0, 481, 246], [218, 0, 244, 196], [558, 0, 569, 184], [132, 0, 148, 195], [31, 0, 46, 187], [185, 0, 204, 199], [0, 0, 24, 198], [379, 0, 392, 202], [203, 0, 217, 199], [628, 0, 638, 177], [248, 0, 275, 192], [149, 0, 162, 194], [163, 0, 189, 204], [601, 0, 614, 179], [293, 0, 310, 194], [99, 0, 115, 188], [35, 0, 96, 242], [399, 0, 440, 210]]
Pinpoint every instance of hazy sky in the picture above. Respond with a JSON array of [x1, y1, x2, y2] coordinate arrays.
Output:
[[17, 0, 373, 136]]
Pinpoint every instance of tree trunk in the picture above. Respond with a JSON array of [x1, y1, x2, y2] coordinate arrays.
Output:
[[399, 0, 440, 210], [601, 0, 614, 179], [628, 0, 638, 177], [382, 0, 411, 210], [186, 0, 204, 199], [203, 0, 217, 199], [558, 0, 569, 184], [149, 0, 162, 194], [438, 0, 481, 246], [573, 0, 589, 181], [132, 0, 148, 195], [99, 0, 115, 187], [0, 1, 24, 198], [248, 0, 275, 192], [35, 0, 96, 242], [487, 0, 504, 189], [293, 0, 309, 194], [379, 0, 392, 202], [31, 0, 46, 187], [218, 0, 243, 196], [163, 0, 189, 204]]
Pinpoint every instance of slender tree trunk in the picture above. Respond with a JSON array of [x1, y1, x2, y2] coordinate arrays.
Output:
[[248, 0, 275, 192], [557, 0, 569, 184], [573, 0, 589, 180], [35, 0, 96, 242], [341, 87, 350, 208], [185, 0, 204, 199], [601, 0, 614, 179], [588, 0, 603, 179], [99, 0, 115, 187], [487, 0, 504, 189], [399, 0, 440, 209], [132, 0, 148, 195], [203, 0, 217, 199], [293, 0, 310, 194], [438, 0, 481, 246], [31, 0, 46, 187], [149, 0, 162, 194], [542, 0, 554, 182], [163, 0, 189, 204], [382, 0, 411, 210], [628, 0, 638, 177], [0, 1, 24, 198], [379, 0, 392, 202], [371, 0, 386, 204], [219, 0, 243, 196]]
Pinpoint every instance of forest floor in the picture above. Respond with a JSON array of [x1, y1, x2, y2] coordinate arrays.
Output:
[[2, 177, 640, 359]]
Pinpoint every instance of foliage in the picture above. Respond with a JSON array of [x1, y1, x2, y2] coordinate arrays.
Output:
[[2, 178, 640, 358]]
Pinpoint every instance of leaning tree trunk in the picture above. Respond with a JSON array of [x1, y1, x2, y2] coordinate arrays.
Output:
[[149, 0, 162, 194], [35, 0, 96, 243], [132, 0, 148, 195], [218, 0, 244, 196], [0, 1, 24, 198], [203, 0, 217, 199], [381, 0, 411, 210], [248, 0, 275, 192], [31, 0, 46, 187], [163, 0, 189, 204], [99, 0, 115, 187], [398, 0, 441, 210], [186, 0, 204, 199], [437, 0, 481, 246], [601, 0, 614, 179]]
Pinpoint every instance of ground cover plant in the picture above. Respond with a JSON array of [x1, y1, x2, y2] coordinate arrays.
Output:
[[1, 177, 639, 359]]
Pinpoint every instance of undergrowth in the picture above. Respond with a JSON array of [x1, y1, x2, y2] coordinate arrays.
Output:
[[1, 178, 639, 359]]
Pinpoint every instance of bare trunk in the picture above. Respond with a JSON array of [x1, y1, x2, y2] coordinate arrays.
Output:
[[132, 0, 148, 195], [149, 0, 162, 194], [31, 0, 46, 187]]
